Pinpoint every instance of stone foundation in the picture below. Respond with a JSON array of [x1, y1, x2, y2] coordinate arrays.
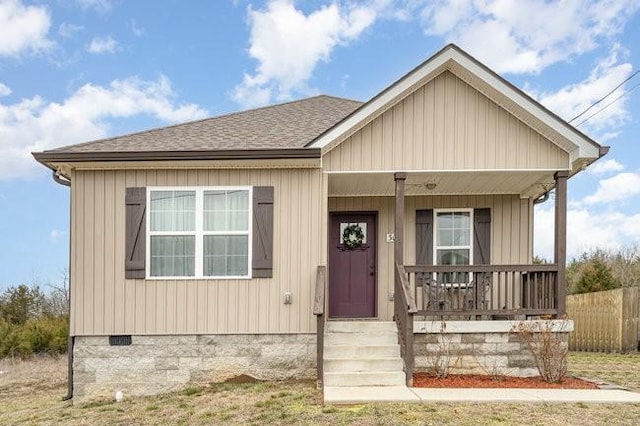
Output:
[[413, 320, 572, 377], [73, 334, 315, 404]]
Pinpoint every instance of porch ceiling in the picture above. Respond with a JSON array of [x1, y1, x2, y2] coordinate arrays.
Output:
[[327, 170, 557, 198]]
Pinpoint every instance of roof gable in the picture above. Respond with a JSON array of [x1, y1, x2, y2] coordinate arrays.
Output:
[[322, 70, 571, 173], [310, 44, 603, 168]]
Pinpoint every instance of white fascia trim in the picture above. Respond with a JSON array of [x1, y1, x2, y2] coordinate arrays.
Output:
[[311, 46, 600, 161], [323, 168, 566, 174]]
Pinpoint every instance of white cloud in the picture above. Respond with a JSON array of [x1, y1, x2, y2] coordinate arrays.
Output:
[[75, 0, 113, 13], [0, 82, 11, 97], [583, 172, 640, 204], [87, 36, 119, 54], [0, 75, 208, 180], [233, 0, 377, 107], [0, 0, 52, 57], [49, 229, 65, 242], [419, 0, 640, 74], [232, 0, 640, 107], [58, 22, 83, 39], [588, 158, 624, 174], [130, 19, 145, 37], [535, 203, 640, 261], [536, 46, 633, 131]]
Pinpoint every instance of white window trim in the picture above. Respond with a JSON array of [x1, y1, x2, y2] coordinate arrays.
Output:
[[433, 208, 473, 287], [146, 186, 253, 280]]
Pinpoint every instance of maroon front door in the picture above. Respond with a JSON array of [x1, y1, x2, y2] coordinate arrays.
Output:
[[329, 213, 377, 318]]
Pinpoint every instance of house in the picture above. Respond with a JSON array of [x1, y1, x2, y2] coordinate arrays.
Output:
[[33, 44, 606, 403]]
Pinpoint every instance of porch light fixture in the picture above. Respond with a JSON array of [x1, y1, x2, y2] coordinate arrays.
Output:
[[424, 180, 438, 190], [539, 182, 554, 192]]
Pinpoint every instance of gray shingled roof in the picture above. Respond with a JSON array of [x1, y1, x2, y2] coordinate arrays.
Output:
[[46, 95, 363, 154]]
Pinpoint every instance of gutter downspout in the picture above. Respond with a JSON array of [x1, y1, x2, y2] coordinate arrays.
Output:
[[534, 147, 609, 206], [52, 170, 73, 401], [53, 170, 71, 187]]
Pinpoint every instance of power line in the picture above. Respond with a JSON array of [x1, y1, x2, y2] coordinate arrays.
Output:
[[575, 80, 640, 127], [568, 69, 640, 124]]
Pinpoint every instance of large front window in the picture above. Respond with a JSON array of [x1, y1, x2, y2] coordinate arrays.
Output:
[[148, 187, 251, 278], [434, 209, 472, 284]]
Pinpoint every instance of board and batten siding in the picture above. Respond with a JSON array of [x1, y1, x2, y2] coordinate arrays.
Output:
[[70, 168, 325, 336], [329, 194, 531, 321], [323, 71, 569, 172]]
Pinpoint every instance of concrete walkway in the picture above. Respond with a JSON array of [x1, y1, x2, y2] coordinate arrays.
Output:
[[324, 386, 640, 405]]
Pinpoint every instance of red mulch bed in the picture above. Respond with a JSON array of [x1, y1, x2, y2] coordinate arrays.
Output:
[[413, 373, 598, 389]]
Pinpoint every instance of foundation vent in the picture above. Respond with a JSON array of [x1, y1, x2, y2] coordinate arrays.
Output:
[[109, 335, 132, 346]]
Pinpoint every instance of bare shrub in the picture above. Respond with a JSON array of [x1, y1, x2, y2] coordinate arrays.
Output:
[[425, 320, 461, 378], [481, 358, 507, 381], [510, 320, 568, 383]]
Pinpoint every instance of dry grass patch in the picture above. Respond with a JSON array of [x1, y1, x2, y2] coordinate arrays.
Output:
[[0, 354, 66, 392], [1, 352, 639, 425], [568, 352, 640, 391]]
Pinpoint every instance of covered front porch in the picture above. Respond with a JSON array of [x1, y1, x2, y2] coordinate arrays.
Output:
[[391, 170, 568, 385], [325, 168, 569, 318], [315, 168, 570, 387]]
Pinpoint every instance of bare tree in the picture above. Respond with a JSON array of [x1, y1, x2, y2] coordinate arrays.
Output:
[[46, 268, 70, 317], [610, 245, 640, 288]]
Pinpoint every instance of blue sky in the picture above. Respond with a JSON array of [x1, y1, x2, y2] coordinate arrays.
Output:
[[1, 0, 640, 291]]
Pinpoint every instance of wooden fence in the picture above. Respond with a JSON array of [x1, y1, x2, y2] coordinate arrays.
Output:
[[567, 287, 640, 353]]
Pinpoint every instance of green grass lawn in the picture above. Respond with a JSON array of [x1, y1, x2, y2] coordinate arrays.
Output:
[[1, 352, 639, 425]]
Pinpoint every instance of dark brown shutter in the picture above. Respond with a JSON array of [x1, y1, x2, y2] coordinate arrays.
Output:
[[125, 187, 146, 279], [252, 186, 274, 278], [415, 209, 433, 265], [473, 208, 491, 265]]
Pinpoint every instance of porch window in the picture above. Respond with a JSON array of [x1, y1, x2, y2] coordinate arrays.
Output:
[[434, 209, 472, 285], [147, 187, 251, 279]]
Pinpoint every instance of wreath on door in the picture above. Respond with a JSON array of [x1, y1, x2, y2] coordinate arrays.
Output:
[[342, 224, 365, 250]]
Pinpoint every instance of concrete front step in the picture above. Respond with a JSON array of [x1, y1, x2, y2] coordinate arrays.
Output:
[[325, 332, 398, 346], [324, 371, 406, 387], [324, 344, 400, 359], [324, 357, 403, 373], [323, 320, 404, 388], [326, 320, 397, 333]]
